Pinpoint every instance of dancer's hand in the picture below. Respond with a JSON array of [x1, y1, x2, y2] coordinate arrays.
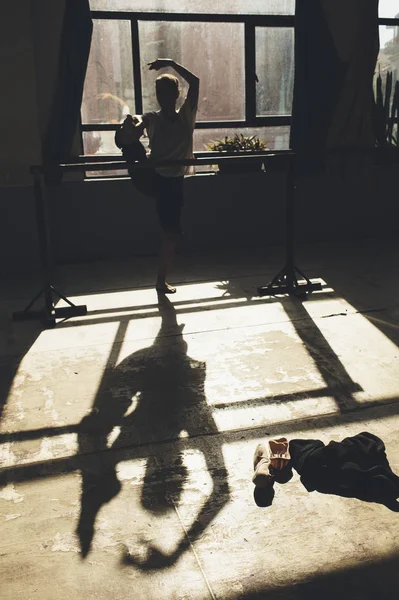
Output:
[[148, 58, 173, 70]]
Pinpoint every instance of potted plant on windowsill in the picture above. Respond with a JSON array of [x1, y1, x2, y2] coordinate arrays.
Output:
[[373, 70, 399, 166], [206, 133, 269, 174]]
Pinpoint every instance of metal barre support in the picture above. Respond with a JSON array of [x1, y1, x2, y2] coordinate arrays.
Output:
[[12, 170, 87, 327], [257, 153, 322, 298], [14, 150, 318, 327]]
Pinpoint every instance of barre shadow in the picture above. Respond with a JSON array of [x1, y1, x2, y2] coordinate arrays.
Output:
[[325, 264, 399, 351], [282, 298, 362, 411], [76, 294, 230, 565], [211, 279, 362, 412]]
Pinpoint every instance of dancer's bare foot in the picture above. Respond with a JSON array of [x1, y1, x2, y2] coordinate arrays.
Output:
[[156, 282, 176, 294]]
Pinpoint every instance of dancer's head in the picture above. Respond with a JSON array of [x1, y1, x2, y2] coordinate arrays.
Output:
[[156, 74, 180, 110]]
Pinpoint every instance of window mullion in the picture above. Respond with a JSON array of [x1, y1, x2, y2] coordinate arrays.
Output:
[[131, 18, 143, 114], [244, 22, 256, 123]]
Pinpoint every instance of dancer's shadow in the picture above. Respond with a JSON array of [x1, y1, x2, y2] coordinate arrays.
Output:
[[77, 295, 229, 567]]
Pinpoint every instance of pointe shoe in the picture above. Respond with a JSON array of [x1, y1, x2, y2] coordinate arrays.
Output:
[[268, 437, 293, 484], [268, 437, 291, 462], [254, 485, 275, 507], [252, 439, 293, 488], [252, 443, 274, 489]]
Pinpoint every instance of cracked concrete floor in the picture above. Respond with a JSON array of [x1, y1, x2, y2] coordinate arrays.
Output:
[[1, 240, 399, 599]]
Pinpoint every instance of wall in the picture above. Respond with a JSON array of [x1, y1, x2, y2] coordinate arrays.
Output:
[[1, 162, 398, 276], [31, 1, 66, 142], [0, 0, 68, 275], [0, 2, 42, 187], [47, 173, 286, 264], [0, 1, 67, 182]]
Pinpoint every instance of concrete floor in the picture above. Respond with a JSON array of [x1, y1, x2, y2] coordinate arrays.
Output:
[[1, 240, 399, 599]]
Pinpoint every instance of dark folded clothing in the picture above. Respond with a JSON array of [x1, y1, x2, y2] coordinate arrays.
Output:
[[289, 432, 399, 504]]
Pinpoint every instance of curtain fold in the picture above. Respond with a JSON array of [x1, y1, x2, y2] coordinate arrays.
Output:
[[290, 0, 379, 169], [42, 0, 92, 167]]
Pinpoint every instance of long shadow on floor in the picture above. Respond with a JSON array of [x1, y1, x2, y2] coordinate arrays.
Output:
[[325, 267, 399, 350], [214, 279, 362, 412], [77, 294, 230, 566], [282, 299, 362, 411], [0, 318, 41, 432], [232, 551, 399, 600]]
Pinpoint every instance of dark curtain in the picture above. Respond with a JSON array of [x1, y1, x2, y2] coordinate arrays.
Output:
[[42, 0, 92, 167], [290, 0, 379, 170]]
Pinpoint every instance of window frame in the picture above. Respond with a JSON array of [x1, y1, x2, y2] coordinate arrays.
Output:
[[81, 10, 399, 155], [81, 12, 294, 142]]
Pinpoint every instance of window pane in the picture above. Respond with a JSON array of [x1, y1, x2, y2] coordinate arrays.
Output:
[[82, 132, 128, 177], [376, 25, 399, 147], [379, 1, 399, 18], [90, 0, 295, 15], [139, 21, 245, 121], [83, 130, 150, 154], [83, 131, 120, 155], [82, 20, 135, 124], [378, 24, 399, 81], [256, 27, 294, 117]]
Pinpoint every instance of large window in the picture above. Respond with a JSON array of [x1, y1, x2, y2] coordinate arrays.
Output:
[[82, 2, 295, 161], [81, 2, 399, 165]]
